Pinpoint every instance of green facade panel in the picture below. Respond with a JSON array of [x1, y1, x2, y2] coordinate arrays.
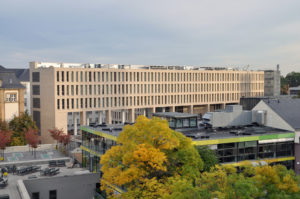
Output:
[[193, 132, 294, 146]]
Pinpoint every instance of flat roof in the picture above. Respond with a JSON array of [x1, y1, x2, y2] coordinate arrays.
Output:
[[81, 124, 125, 140], [181, 125, 293, 145], [1, 164, 91, 199], [153, 112, 198, 118], [81, 123, 293, 145], [32, 62, 263, 72]]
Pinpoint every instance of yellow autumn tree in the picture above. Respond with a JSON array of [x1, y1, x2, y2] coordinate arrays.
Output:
[[197, 164, 300, 199], [100, 115, 204, 198]]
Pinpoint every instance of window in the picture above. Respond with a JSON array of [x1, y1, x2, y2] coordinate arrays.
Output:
[[33, 85, 40, 95], [190, 118, 197, 127], [176, 119, 182, 128], [49, 190, 57, 199], [5, 93, 17, 102], [32, 192, 40, 199], [33, 98, 40, 108], [183, 119, 189, 127], [62, 85, 65, 96], [32, 72, 40, 82], [56, 71, 59, 82], [33, 111, 41, 135]]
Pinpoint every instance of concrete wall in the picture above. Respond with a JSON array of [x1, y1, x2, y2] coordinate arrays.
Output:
[[24, 173, 99, 199], [295, 142, 300, 175], [264, 70, 280, 97], [252, 101, 294, 131], [205, 105, 252, 127]]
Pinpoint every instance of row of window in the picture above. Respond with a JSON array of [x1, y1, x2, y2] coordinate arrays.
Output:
[[56, 83, 264, 96], [217, 141, 294, 163], [56, 70, 264, 83], [56, 92, 262, 110]]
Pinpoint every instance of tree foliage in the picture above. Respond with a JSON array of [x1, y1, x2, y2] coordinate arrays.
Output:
[[49, 128, 70, 152], [48, 128, 64, 142], [195, 146, 219, 172], [281, 72, 300, 94], [0, 130, 12, 160], [9, 111, 38, 146], [100, 116, 300, 199], [25, 128, 40, 158], [100, 116, 204, 198], [197, 164, 300, 199]]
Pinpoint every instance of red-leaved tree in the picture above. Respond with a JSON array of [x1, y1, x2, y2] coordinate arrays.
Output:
[[48, 128, 63, 149], [25, 128, 40, 158], [60, 134, 71, 152], [0, 130, 12, 160]]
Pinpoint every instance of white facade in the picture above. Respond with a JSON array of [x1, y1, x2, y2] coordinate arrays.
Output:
[[21, 81, 31, 112]]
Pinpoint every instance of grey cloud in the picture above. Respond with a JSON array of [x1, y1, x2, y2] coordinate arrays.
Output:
[[0, 0, 300, 75]]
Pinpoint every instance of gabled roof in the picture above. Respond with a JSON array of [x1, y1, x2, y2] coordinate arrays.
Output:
[[0, 70, 25, 89], [0, 65, 29, 82], [262, 98, 300, 130]]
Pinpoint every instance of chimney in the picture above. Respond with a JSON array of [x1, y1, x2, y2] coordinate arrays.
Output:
[[276, 64, 280, 71]]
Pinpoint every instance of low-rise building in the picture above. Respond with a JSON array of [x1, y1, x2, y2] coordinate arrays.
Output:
[[252, 98, 300, 174], [289, 86, 300, 96], [0, 70, 25, 122], [80, 106, 295, 173], [0, 66, 30, 112]]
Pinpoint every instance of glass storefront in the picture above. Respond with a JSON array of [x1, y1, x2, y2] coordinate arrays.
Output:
[[217, 141, 294, 164], [82, 130, 117, 173], [82, 131, 116, 155]]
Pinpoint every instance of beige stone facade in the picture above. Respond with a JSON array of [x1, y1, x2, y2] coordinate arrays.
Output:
[[0, 71, 25, 122], [30, 62, 264, 143], [0, 89, 25, 121]]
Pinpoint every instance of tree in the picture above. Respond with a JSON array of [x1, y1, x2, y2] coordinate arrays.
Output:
[[285, 72, 300, 87], [48, 128, 63, 149], [9, 111, 38, 146], [197, 164, 300, 199], [0, 130, 12, 161], [195, 146, 219, 172], [60, 134, 71, 152], [100, 116, 203, 198], [25, 128, 40, 158]]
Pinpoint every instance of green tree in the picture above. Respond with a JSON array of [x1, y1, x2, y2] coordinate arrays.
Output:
[[195, 146, 219, 171], [197, 164, 300, 199], [285, 72, 300, 87], [9, 111, 38, 146], [100, 116, 203, 198], [281, 72, 300, 94]]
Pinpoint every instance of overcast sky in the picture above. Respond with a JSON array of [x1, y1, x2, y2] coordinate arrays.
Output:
[[1, 0, 300, 75]]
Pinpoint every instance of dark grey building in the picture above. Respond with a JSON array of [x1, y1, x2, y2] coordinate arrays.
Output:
[[253, 98, 300, 174], [264, 64, 281, 97], [19, 171, 99, 199]]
